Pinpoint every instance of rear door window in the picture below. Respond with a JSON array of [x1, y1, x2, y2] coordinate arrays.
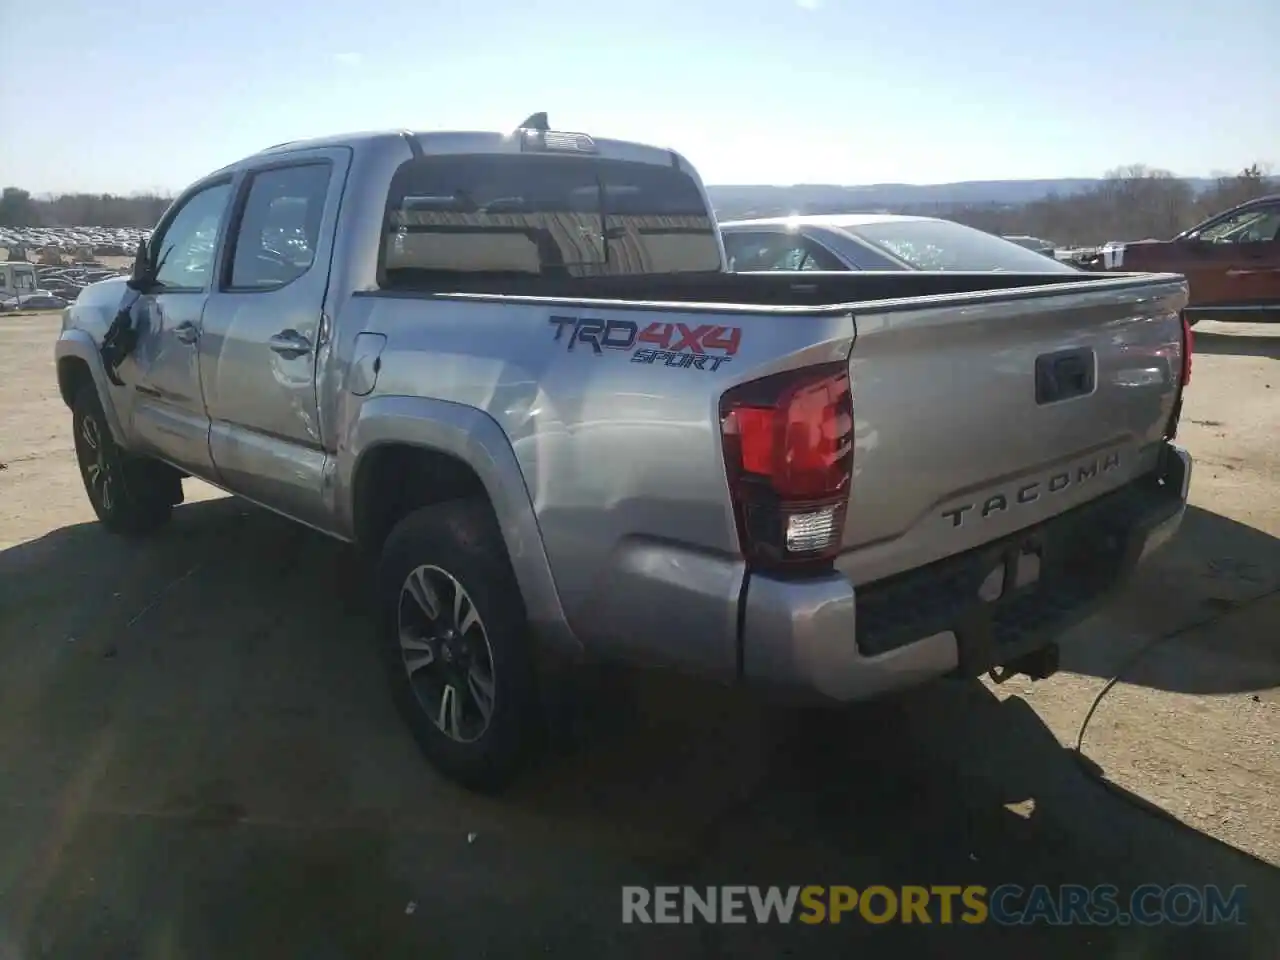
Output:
[[381, 154, 722, 285], [227, 162, 332, 290]]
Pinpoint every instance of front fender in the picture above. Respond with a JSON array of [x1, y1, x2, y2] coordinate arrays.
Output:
[[337, 395, 580, 657], [54, 329, 128, 447]]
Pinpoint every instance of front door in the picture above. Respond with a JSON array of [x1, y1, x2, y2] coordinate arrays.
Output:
[[198, 150, 348, 531], [127, 179, 234, 476]]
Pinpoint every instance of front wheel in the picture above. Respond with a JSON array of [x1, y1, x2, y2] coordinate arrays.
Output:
[[72, 385, 179, 536], [375, 499, 543, 792]]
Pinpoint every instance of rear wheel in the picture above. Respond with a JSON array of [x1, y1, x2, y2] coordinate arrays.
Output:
[[72, 385, 179, 536], [375, 499, 542, 791]]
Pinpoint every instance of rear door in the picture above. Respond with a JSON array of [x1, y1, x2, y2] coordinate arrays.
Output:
[[199, 148, 350, 530]]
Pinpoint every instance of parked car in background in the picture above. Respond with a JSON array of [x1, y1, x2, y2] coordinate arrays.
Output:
[[0, 292, 70, 312], [722, 215, 1080, 274], [0, 261, 39, 300], [1082, 194, 1280, 324]]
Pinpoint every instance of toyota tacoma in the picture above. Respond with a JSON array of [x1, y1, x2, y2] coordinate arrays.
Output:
[[55, 114, 1194, 790]]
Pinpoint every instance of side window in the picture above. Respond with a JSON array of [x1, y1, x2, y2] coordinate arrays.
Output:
[[794, 242, 845, 271], [152, 182, 232, 290], [839, 238, 905, 271], [228, 163, 332, 290], [1198, 205, 1280, 244], [724, 232, 798, 271], [724, 231, 845, 271], [777, 246, 808, 270]]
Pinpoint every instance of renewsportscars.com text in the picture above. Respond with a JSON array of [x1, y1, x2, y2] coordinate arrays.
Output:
[[621, 884, 1247, 926]]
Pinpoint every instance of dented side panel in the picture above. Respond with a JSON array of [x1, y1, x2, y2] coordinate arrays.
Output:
[[198, 146, 353, 531]]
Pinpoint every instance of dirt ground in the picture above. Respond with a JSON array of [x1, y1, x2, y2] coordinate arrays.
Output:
[[0, 314, 1276, 958]]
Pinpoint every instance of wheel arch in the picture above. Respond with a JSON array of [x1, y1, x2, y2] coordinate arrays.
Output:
[[342, 396, 579, 658], [55, 331, 128, 445]]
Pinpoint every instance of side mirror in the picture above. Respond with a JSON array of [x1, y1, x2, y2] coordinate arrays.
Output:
[[126, 238, 151, 291]]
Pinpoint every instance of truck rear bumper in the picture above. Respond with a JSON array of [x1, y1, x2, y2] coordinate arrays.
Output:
[[740, 443, 1191, 702]]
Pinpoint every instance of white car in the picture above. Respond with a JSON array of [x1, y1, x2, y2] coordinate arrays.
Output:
[[722, 214, 1078, 273]]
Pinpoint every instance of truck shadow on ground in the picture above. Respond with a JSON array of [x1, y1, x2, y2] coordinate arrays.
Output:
[[1, 496, 1277, 958], [1191, 329, 1280, 359], [1058, 504, 1280, 695]]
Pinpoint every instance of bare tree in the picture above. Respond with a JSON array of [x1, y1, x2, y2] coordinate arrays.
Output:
[[39, 192, 172, 228], [949, 163, 1276, 246], [0, 187, 41, 227]]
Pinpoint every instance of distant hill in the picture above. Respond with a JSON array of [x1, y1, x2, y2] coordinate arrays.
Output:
[[705, 178, 1217, 220]]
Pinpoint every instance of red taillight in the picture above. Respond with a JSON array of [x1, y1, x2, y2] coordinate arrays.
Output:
[[1181, 312, 1193, 386], [719, 362, 853, 569], [1166, 311, 1194, 440]]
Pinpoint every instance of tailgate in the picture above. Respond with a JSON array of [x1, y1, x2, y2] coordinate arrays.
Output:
[[836, 275, 1188, 586]]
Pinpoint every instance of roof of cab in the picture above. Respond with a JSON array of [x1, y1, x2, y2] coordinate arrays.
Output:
[[195, 125, 694, 189], [242, 128, 684, 169]]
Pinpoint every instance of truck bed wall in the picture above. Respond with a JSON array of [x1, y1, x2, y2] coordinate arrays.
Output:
[[376, 269, 1133, 307]]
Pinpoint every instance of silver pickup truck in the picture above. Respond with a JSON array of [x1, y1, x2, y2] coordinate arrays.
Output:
[[55, 116, 1193, 790]]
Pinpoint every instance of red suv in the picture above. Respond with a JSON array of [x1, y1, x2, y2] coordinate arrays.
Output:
[[1085, 194, 1280, 324]]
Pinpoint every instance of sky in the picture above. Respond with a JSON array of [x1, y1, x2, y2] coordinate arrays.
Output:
[[1, 0, 1277, 195]]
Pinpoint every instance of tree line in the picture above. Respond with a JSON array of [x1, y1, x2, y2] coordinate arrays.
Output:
[[0, 187, 171, 229], [936, 165, 1275, 247], [2, 164, 1275, 246]]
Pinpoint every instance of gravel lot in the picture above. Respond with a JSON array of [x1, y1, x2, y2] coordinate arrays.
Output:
[[1, 313, 1276, 958]]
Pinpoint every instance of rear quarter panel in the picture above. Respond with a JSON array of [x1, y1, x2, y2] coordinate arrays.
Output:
[[335, 293, 854, 674]]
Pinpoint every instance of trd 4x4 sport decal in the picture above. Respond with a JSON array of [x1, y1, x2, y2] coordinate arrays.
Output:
[[548, 315, 741, 372]]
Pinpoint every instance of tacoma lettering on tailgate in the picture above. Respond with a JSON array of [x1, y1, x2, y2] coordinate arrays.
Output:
[[549, 316, 741, 372], [942, 451, 1122, 528]]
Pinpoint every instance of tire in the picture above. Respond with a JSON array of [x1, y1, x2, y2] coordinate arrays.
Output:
[[375, 499, 542, 792], [72, 384, 179, 536]]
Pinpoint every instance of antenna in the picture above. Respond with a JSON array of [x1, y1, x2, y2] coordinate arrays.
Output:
[[517, 112, 549, 132]]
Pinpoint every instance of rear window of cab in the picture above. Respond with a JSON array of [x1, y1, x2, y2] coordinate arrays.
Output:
[[380, 154, 723, 286]]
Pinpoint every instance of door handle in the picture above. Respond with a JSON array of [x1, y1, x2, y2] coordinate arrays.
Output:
[[1035, 347, 1096, 404], [174, 321, 199, 344], [268, 329, 312, 358]]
